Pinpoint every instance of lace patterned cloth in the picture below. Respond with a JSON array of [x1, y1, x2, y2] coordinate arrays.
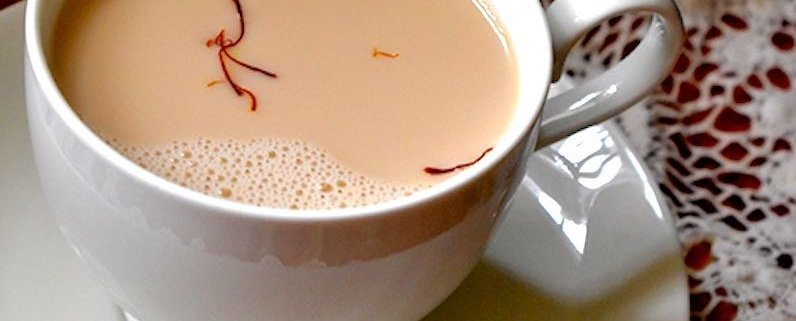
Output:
[[541, 0, 796, 320]]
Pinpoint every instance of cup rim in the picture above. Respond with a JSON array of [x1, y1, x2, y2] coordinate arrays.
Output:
[[24, 0, 553, 222]]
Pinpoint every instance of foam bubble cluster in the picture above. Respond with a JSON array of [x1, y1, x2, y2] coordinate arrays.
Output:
[[107, 138, 430, 210]]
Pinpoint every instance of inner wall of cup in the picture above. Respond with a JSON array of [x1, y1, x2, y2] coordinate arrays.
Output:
[[32, 0, 551, 211]]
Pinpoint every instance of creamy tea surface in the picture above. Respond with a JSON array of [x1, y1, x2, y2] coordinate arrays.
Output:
[[52, 0, 518, 209]]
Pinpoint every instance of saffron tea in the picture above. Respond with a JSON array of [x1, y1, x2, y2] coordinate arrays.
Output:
[[51, 0, 518, 209]]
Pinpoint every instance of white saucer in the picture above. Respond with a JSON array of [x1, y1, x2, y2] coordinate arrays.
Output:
[[0, 3, 687, 320]]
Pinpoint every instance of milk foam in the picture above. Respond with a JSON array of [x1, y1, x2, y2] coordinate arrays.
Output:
[[108, 138, 430, 210]]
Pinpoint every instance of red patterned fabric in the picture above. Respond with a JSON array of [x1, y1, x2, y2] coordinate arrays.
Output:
[[541, 1, 796, 320]]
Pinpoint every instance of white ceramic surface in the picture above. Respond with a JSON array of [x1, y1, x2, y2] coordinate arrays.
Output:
[[2, 3, 686, 320], [539, 0, 683, 146], [0, 3, 121, 320]]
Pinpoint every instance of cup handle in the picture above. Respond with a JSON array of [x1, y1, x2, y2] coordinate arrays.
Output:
[[536, 0, 684, 148]]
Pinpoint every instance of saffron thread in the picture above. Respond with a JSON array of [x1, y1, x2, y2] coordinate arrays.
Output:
[[372, 48, 400, 59], [424, 148, 494, 175], [206, 80, 224, 87], [207, 0, 277, 111]]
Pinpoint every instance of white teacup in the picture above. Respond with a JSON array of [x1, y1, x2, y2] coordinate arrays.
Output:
[[24, 0, 682, 320]]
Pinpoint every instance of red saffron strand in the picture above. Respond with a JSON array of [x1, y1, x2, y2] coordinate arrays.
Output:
[[228, 0, 245, 46], [217, 49, 242, 95], [208, 0, 277, 111], [224, 50, 278, 78], [424, 148, 494, 175], [216, 49, 260, 111]]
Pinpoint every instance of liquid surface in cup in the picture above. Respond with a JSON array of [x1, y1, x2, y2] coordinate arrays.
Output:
[[52, 0, 518, 209]]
